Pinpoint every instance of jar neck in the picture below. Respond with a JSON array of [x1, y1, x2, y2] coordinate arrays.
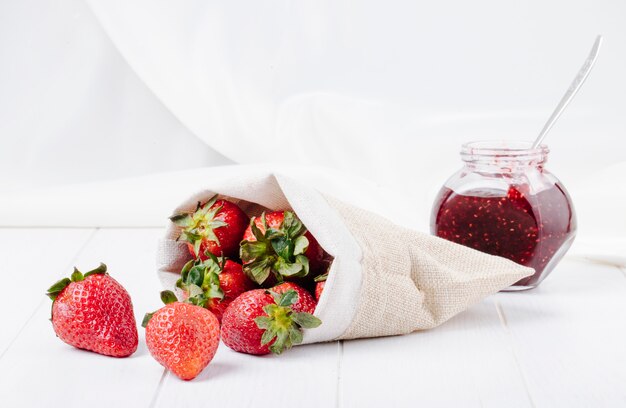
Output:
[[461, 141, 549, 173]]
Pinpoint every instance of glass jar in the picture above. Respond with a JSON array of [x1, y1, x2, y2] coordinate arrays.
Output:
[[430, 141, 576, 290]]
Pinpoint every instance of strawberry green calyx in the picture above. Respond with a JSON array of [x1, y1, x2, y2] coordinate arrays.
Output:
[[254, 289, 322, 355], [142, 290, 179, 328], [141, 313, 155, 328], [314, 273, 328, 283], [170, 195, 228, 257], [241, 211, 311, 285], [142, 258, 225, 329], [46, 263, 108, 301], [160, 290, 178, 305], [176, 254, 225, 307]]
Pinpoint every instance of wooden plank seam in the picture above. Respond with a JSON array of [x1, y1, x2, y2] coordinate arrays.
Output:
[[494, 299, 536, 408]]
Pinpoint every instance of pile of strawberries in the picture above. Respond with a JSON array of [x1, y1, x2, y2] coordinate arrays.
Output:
[[46, 196, 331, 381]]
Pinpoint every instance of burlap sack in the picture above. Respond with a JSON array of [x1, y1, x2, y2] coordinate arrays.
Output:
[[157, 171, 533, 344]]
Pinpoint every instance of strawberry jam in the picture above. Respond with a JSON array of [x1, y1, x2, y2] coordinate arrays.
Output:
[[431, 141, 576, 289]]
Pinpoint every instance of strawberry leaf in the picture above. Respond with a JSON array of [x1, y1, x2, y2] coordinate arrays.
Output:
[[270, 236, 291, 260], [207, 252, 221, 269], [188, 293, 208, 307], [180, 259, 195, 275], [294, 255, 310, 276], [169, 213, 192, 227], [193, 239, 203, 258], [182, 231, 201, 246], [70, 268, 84, 282], [240, 241, 268, 262], [289, 327, 303, 344], [291, 312, 322, 329], [204, 195, 219, 209], [186, 284, 204, 298], [141, 312, 154, 328], [209, 219, 228, 229], [204, 200, 222, 219], [46, 278, 71, 301], [261, 327, 277, 346], [282, 211, 296, 230], [254, 316, 272, 329], [264, 228, 284, 240], [205, 285, 224, 300], [283, 211, 305, 237], [203, 265, 224, 299], [264, 303, 280, 316], [160, 290, 178, 305], [244, 257, 274, 285], [206, 219, 227, 245], [270, 330, 290, 355], [187, 266, 204, 287], [83, 263, 107, 277], [250, 220, 267, 243], [277, 289, 298, 307], [267, 291, 282, 305], [314, 272, 328, 282], [293, 235, 309, 256], [274, 258, 303, 278]]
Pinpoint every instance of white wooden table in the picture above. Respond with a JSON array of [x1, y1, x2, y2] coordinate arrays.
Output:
[[1, 227, 624, 407]]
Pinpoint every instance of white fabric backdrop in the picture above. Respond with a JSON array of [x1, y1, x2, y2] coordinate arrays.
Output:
[[0, 0, 624, 264]]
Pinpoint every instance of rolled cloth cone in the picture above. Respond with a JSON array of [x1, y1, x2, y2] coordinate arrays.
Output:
[[157, 171, 534, 344]]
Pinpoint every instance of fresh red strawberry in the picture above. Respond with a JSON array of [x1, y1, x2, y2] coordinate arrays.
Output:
[[240, 210, 326, 285], [170, 195, 249, 260], [272, 282, 318, 312], [46, 263, 138, 357], [313, 273, 327, 301], [221, 283, 321, 355], [176, 255, 255, 322], [315, 281, 325, 301], [143, 291, 220, 381]]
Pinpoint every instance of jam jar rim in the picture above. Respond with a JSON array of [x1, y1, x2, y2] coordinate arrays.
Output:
[[461, 140, 549, 165]]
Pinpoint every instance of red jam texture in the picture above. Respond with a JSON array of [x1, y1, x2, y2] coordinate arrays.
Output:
[[432, 184, 576, 286]]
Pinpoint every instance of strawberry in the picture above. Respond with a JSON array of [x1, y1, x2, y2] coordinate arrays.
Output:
[[240, 210, 326, 285], [176, 255, 255, 322], [221, 283, 321, 355], [170, 195, 249, 260], [46, 263, 138, 357], [143, 291, 220, 381], [314, 273, 328, 301], [271, 282, 318, 312]]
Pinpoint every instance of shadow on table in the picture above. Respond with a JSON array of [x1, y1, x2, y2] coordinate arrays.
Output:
[[194, 360, 239, 382]]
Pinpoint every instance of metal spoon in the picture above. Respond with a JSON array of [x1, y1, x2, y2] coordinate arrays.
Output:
[[532, 35, 603, 148]]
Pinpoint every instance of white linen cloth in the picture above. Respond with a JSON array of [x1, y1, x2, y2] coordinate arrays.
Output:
[[0, 1, 625, 268]]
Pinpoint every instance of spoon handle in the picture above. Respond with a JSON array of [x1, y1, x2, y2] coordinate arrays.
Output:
[[533, 35, 603, 148]]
